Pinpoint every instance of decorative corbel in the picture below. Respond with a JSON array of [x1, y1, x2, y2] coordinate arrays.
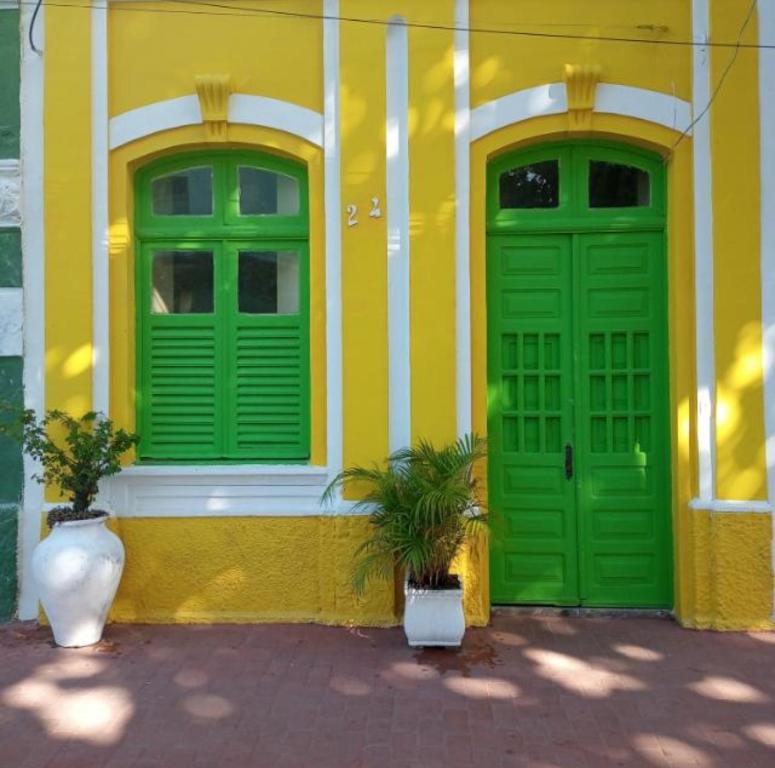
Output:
[[195, 75, 232, 140], [564, 65, 601, 131]]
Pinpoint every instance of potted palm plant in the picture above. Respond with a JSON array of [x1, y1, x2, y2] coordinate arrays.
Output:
[[324, 434, 487, 647], [1, 409, 139, 647]]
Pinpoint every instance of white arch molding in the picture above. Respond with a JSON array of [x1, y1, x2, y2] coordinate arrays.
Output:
[[109, 93, 324, 150]]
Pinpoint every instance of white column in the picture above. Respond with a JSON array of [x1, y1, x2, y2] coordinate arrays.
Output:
[[454, 0, 472, 438], [757, 0, 775, 614], [18, 0, 45, 620], [691, 0, 716, 503], [386, 18, 411, 453], [323, 0, 344, 489], [92, 1, 109, 414]]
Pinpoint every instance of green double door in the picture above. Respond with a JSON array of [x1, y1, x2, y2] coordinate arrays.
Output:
[[488, 230, 672, 607]]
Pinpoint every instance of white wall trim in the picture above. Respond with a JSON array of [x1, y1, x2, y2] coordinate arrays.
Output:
[[0, 158, 21, 227], [19, 0, 45, 620], [109, 94, 325, 150], [688, 498, 772, 514], [0, 1, 20, 9], [323, 0, 343, 503], [454, 0, 472, 438], [692, 0, 717, 504], [0, 287, 23, 356], [386, 17, 411, 453], [92, 1, 110, 414], [469, 82, 692, 142], [757, 0, 775, 615]]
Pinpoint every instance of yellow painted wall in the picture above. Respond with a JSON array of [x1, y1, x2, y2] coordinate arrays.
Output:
[[44, 1, 92, 423], [710, 0, 767, 501], [108, 1, 323, 116], [470, 0, 691, 107], [39, 0, 774, 629]]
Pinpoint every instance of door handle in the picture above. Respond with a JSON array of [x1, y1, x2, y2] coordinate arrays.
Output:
[[564, 443, 574, 480]]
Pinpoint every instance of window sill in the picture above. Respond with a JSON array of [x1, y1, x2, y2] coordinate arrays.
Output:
[[92, 464, 359, 518]]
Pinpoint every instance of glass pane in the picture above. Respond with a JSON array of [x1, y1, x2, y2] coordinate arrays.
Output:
[[152, 251, 214, 314], [499, 160, 559, 209], [152, 167, 213, 216], [239, 167, 300, 215], [589, 161, 650, 207], [238, 251, 299, 314]]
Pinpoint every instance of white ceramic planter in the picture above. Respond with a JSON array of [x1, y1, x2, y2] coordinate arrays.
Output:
[[403, 577, 465, 648], [31, 515, 125, 648]]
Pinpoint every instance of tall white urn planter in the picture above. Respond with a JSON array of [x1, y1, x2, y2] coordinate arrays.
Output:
[[32, 515, 125, 648]]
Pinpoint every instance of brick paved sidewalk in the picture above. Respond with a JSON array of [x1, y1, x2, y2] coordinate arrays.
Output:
[[1, 614, 774, 768]]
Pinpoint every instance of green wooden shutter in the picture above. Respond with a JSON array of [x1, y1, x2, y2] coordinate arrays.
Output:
[[136, 152, 310, 463], [138, 244, 223, 460], [227, 243, 310, 460]]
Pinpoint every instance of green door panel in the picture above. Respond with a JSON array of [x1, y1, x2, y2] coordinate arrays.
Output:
[[487, 231, 672, 608], [574, 231, 671, 606], [487, 234, 580, 605]]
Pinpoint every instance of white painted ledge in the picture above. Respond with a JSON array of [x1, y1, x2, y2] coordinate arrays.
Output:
[[0, 287, 23, 356], [109, 94, 324, 150], [688, 498, 772, 514], [470, 82, 692, 142], [90, 464, 365, 517]]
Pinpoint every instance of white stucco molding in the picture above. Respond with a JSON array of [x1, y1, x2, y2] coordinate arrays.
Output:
[[109, 94, 324, 150], [469, 82, 691, 142], [0, 159, 21, 227]]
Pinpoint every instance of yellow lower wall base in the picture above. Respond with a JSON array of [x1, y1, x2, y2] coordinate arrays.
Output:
[[676, 508, 774, 631], [109, 516, 398, 626]]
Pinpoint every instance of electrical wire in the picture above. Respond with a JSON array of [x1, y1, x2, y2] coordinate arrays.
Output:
[[669, 0, 758, 153], [16, 0, 775, 51], [28, 0, 43, 54]]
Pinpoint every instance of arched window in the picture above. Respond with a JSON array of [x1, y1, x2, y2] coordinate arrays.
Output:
[[135, 151, 310, 461]]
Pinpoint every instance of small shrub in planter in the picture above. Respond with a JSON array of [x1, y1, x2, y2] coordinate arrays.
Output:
[[1, 408, 139, 646], [324, 434, 487, 646]]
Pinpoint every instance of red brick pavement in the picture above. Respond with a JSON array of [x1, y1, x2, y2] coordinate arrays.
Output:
[[1, 614, 774, 767]]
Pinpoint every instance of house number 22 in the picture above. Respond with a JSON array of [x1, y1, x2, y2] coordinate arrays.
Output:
[[346, 198, 382, 227]]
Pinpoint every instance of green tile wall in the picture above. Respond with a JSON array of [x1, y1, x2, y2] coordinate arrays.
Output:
[[0, 357, 22, 621], [0, 229, 22, 287], [0, 9, 20, 159]]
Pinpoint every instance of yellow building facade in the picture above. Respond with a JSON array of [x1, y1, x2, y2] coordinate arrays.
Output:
[[16, 0, 775, 630]]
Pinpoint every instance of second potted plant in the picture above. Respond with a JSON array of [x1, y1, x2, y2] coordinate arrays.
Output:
[[2, 409, 139, 647], [324, 434, 487, 647]]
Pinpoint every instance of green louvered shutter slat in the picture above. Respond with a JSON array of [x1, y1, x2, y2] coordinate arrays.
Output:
[[230, 321, 309, 459], [138, 246, 223, 460]]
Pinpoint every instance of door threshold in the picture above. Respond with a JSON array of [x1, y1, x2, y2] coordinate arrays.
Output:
[[492, 606, 673, 620]]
